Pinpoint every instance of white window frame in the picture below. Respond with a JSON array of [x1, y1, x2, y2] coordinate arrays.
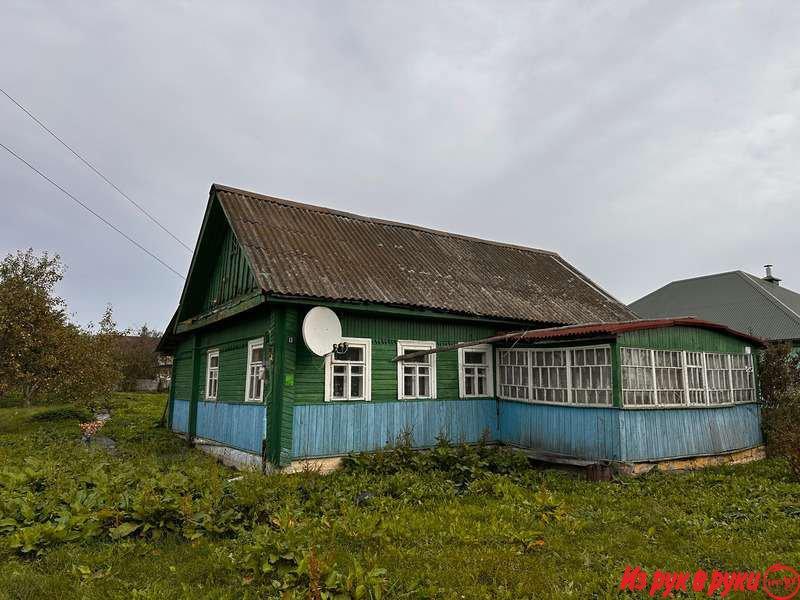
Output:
[[496, 348, 531, 401], [245, 338, 265, 403], [620, 347, 756, 408], [529, 347, 570, 404], [458, 344, 494, 398], [569, 345, 613, 406], [205, 349, 219, 400], [497, 345, 612, 406], [396, 340, 437, 400], [324, 337, 372, 402]]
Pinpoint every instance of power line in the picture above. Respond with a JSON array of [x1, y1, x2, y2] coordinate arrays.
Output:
[[0, 86, 193, 252], [0, 140, 185, 279]]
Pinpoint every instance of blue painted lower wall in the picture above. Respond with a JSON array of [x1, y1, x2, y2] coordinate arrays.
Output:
[[171, 399, 189, 433], [170, 399, 266, 454], [174, 397, 762, 463], [195, 401, 266, 454], [499, 401, 622, 460], [498, 400, 762, 462], [618, 403, 762, 462], [292, 399, 497, 458]]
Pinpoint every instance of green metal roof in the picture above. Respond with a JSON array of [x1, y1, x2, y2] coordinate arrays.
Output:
[[629, 270, 800, 342]]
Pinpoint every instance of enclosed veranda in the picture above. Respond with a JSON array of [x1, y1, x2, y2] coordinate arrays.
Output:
[[396, 317, 765, 465]]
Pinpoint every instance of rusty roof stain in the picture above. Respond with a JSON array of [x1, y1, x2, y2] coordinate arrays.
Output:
[[214, 183, 636, 325]]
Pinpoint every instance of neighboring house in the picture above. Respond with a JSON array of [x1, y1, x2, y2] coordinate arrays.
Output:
[[157, 353, 173, 391], [157, 184, 764, 471], [116, 335, 172, 392], [630, 266, 800, 349]]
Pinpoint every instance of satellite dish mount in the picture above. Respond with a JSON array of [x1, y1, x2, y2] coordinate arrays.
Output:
[[302, 307, 344, 357]]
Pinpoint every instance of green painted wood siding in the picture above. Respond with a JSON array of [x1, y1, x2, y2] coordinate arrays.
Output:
[[200, 226, 257, 314], [617, 326, 751, 353], [293, 309, 499, 405], [179, 200, 258, 321], [170, 308, 270, 403]]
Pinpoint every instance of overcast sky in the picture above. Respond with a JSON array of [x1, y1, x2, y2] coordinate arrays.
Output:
[[2, 1, 800, 331]]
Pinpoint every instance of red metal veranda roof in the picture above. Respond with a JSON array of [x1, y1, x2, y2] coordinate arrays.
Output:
[[490, 316, 766, 346]]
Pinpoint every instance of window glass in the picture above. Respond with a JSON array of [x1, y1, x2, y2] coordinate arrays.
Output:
[[621, 348, 656, 406], [397, 342, 435, 399], [571, 347, 612, 406], [328, 338, 371, 401], [246, 340, 264, 402], [460, 346, 491, 397], [206, 350, 219, 400], [530, 349, 568, 403], [498, 350, 529, 400]]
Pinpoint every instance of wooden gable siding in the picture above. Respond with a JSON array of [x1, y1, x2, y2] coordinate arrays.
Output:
[[292, 309, 499, 405], [178, 199, 259, 323], [199, 225, 257, 314]]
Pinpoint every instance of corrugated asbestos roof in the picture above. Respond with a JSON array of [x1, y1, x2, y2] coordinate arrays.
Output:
[[214, 184, 636, 325], [630, 271, 800, 341]]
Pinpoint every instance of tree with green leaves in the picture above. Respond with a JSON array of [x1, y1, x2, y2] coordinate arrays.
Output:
[[0, 249, 122, 407]]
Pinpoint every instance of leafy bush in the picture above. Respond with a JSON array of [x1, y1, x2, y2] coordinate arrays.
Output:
[[342, 434, 532, 487], [759, 343, 800, 479]]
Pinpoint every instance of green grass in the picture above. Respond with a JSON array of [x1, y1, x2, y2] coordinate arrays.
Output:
[[0, 393, 798, 599]]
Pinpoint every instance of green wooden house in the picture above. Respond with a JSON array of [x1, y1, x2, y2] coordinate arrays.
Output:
[[158, 184, 764, 471]]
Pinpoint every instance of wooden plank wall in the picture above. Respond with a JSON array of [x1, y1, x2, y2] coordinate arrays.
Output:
[[195, 400, 266, 453], [498, 401, 621, 460], [171, 399, 190, 433], [618, 404, 762, 461], [292, 399, 497, 458]]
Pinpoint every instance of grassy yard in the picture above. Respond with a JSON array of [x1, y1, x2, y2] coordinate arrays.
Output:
[[0, 394, 798, 599]]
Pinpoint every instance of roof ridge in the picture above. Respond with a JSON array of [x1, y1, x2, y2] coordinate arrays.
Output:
[[212, 183, 560, 258], [738, 271, 800, 324]]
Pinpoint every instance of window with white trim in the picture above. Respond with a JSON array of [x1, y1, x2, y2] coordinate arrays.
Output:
[[205, 350, 219, 400], [530, 349, 569, 403], [621, 348, 656, 406], [325, 337, 372, 401], [571, 347, 612, 405], [705, 353, 731, 405], [497, 349, 529, 400], [686, 352, 706, 405], [654, 350, 685, 405], [730, 353, 755, 403], [458, 344, 493, 397], [397, 340, 436, 399], [245, 339, 264, 402], [621, 348, 756, 407]]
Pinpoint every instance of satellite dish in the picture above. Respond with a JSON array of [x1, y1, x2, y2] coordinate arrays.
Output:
[[302, 307, 343, 356]]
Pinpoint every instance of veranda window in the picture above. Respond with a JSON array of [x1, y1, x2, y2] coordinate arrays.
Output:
[[205, 350, 219, 400], [686, 352, 706, 405], [326, 337, 372, 402], [571, 347, 612, 405], [705, 353, 731, 405], [245, 339, 264, 402], [621, 348, 656, 406], [397, 340, 436, 399], [621, 348, 755, 407], [654, 350, 685, 405], [530, 349, 568, 403], [730, 354, 755, 403], [458, 345, 493, 397], [497, 349, 529, 400]]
